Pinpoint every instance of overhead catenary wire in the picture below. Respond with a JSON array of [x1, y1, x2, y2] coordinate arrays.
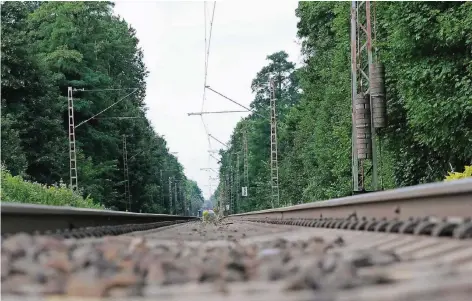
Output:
[[188, 110, 248, 116], [208, 134, 228, 148], [201, 2, 216, 112], [75, 88, 138, 128], [92, 116, 143, 120], [200, 2, 217, 200], [201, 2, 212, 148], [205, 86, 266, 120], [76, 88, 138, 92], [209, 153, 221, 163]]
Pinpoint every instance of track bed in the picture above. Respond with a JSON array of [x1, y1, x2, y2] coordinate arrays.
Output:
[[2, 220, 472, 300]]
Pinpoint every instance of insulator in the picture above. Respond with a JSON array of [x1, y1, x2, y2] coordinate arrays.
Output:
[[370, 63, 387, 128], [355, 93, 372, 159]]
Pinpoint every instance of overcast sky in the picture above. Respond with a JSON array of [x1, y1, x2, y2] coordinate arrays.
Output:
[[113, 1, 301, 199]]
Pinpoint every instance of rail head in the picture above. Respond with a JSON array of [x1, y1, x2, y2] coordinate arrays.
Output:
[[1, 203, 198, 235], [231, 178, 472, 220]]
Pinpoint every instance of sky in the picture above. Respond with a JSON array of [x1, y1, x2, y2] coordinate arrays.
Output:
[[113, 1, 301, 199]]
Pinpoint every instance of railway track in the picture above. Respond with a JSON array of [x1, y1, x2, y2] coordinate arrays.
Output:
[[1, 178, 472, 300]]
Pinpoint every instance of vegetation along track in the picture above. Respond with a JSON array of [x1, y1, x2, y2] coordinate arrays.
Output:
[[2, 178, 472, 300]]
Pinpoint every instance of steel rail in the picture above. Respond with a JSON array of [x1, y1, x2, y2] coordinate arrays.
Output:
[[230, 178, 472, 220], [0, 203, 198, 235]]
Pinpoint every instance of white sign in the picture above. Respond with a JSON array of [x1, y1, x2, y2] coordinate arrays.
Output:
[[242, 187, 248, 197], [225, 204, 230, 211]]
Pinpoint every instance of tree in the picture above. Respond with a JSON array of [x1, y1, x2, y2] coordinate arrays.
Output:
[[217, 1, 472, 212], [216, 51, 300, 212], [1, 1, 202, 213]]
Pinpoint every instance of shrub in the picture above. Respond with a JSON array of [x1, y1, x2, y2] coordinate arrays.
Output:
[[0, 166, 103, 209], [202, 210, 209, 221], [444, 166, 472, 182]]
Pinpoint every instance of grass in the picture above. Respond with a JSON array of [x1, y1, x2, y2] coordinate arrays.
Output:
[[1, 166, 103, 209]]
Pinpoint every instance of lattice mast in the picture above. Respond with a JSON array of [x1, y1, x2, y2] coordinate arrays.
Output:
[[269, 79, 280, 208], [168, 177, 173, 214], [160, 170, 164, 212], [219, 180, 225, 215], [229, 154, 234, 214], [183, 182, 187, 216], [350, 1, 386, 192], [242, 123, 249, 195], [68, 87, 137, 194], [174, 179, 178, 215], [68, 87, 78, 191], [179, 181, 185, 216], [235, 153, 240, 214], [122, 135, 131, 211], [225, 173, 230, 215]]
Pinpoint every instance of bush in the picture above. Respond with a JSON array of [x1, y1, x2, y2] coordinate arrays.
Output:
[[202, 210, 209, 221], [444, 166, 472, 182], [0, 166, 103, 209]]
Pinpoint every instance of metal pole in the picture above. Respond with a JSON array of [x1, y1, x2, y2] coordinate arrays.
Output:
[[168, 177, 173, 214], [226, 173, 230, 215], [228, 152, 234, 214], [68, 87, 78, 191], [243, 122, 249, 199], [160, 170, 163, 211], [236, 153, 240, 214], [174, 179, 178, 215], [366, 1, 378, 190], [180, 181, 184, 215], [123, 135, 131, 211], [183, 182, 187, 216], [67, 87, 136, 193], [350, 2, 359, 192], [269, 79, 280, 208]]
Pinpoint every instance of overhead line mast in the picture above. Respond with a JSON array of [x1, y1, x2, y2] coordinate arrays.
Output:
[[67, 87, 138, 192], [350, 1, 386, 193], [242, 122, 249, 199], [67, 87, 78, 191], [269, 79, 280, 208], [122, 135, 131, 211]]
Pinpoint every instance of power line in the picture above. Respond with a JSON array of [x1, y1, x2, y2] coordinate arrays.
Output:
[[188, 110, 248, 116], [201, 2, 216, 112], [205, 86, 267, 120], [75, 89, 138, 128], [200, 167, 218, 173], [129, 149, 145, 160], [209, 153, 221, 163], [92, 116, 142, 120], [76, 88, 138, 92], [201, 2, 217, 200], [201, 2, 211, 150], [208, 134, 228, 148]]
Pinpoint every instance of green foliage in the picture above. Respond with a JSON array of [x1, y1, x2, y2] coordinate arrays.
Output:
[[1, 166, 102, 209], [376, 1, 472, 185], [185, 179, 204, 216], [215, 2, 472, 212], [1, 1, 204, 213], [201, 210, 216, 223], [202, 210, 209, 221], [445, 166, 472, 181]]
